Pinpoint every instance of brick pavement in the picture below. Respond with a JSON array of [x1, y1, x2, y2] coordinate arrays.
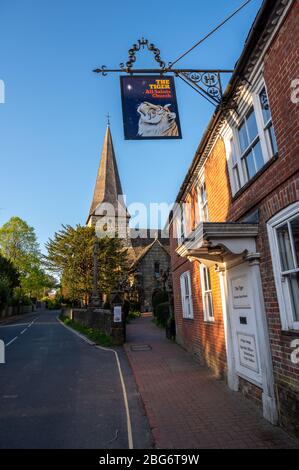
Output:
[[124, 315, 299, 449]]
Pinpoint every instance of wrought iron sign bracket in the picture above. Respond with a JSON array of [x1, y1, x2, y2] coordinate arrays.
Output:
[[94, 39, 235, 107]]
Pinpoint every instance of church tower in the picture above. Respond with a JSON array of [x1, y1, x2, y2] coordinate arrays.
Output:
[[86, 124, 130, 238], [86, 121, 171, 311]]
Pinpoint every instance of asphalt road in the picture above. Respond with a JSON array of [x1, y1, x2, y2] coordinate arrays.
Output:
[[0, 310, 152, 449]]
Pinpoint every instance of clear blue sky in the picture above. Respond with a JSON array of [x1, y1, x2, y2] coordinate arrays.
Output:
[[0, 0, 262, 252]]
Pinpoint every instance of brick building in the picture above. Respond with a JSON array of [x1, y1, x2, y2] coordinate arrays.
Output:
[[169, 0, 299, 436]]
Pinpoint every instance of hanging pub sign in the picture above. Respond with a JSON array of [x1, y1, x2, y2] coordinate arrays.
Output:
[[120, 75, 182, 140]]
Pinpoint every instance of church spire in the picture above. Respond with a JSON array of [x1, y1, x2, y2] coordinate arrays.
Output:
[[87, 125, 129, 226]]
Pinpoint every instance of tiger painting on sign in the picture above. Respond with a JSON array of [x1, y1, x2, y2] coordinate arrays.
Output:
[[137, 102, 179, 137]]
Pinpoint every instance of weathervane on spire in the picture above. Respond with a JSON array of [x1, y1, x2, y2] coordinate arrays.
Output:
[[106, 113, 111, 127]]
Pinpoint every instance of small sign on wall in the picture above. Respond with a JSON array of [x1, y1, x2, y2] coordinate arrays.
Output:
[[237, 333, 260, 373], [232, 276, 250, 309], [113, 306, 122, 323]]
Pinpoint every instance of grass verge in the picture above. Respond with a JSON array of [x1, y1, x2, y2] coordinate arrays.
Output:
[[59, 315, 112, 347]]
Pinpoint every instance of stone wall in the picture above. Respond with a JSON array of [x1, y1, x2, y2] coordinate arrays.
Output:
[[0, 304, 35, 321], [63, 307, 124, 346]]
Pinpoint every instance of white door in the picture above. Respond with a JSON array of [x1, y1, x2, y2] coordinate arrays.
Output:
[[227, 263, 263, 386]]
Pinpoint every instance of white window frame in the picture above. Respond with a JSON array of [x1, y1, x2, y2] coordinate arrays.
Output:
[[253, 81, 278, 160], [197, 178, 209, 222], [200, 264, 214, 322], [180, 271, 194, 319], [267, 202, 299, 331], [175, 203, 186, 245], [225, 78, 278, 196]]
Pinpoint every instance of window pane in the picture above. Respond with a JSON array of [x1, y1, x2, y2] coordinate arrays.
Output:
[[154, 262, 160, 275], [201, 183, 207, 204], [277, 224, 295, 271], [202, 267, 208, 291], [207, 292, 214, 318], [233, 167, 241, 191], [252, 141, 264, 172], [290, 216, 299, 267], [184, 275, 189, 296], [205, 292, 214, 319], [259, 87, 272, 124], [244, 150, 256, 179], [287, 272, 299, 322], [230, 138, 237, 165], [206, 268, 212, 291], [238, 121, 249, 154], [269, 125, 278, 155], [246, 109, 259, 143]]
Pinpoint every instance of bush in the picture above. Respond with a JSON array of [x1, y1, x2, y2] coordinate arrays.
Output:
[[21, 296, 32, 306], [10, 287, 32, 307], [152, 290, 169, 316], [155, 301, 170, 327], [127, 310, 141, 322], [42, 296, 61, 310], [0, 276, 10, 308]]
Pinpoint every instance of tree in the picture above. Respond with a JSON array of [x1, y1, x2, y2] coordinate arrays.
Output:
[[0, 217, 47, 299], [45, 224, 128, 305], [21, 267, 57, 299], [0, 253, 20, 308], [0, 217, 41, 271]]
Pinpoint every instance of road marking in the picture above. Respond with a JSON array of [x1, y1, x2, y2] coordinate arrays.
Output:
[[6, 336, 18, 347], [0, 323, 29, 328], [2, 316, 39, 347], [96, 344, 134, 450], [57, 316, 134, 450]]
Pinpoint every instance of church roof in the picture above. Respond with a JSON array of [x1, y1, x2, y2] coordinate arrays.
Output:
[[87, 126, 129, 223], [129, 237, 169, 269], [128, 228, 170, 267]]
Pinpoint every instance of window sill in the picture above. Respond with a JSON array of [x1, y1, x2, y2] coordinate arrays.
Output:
[[232, 153, 278, 201], [183, 317, 194, 322], [281, 329, 299, 337]]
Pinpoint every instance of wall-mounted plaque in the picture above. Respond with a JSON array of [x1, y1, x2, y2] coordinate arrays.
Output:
[[237, 333, 260, 373], [232, 276, 250, 309], [113, 306, 122, 323]]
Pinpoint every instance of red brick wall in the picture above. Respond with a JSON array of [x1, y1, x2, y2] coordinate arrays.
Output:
[[170, 2, 299, 435], [204, 138, 232, 222], [227, 3, 299, 434], [170, 138, 229, 378]]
